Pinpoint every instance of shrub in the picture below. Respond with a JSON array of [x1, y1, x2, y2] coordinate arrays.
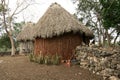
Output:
[[51, 53, 61, 65], [37, 53, 44, 64], [33, 55, 38, 63], [28, 53, 61, 65], [28, 53, 34, 62], [44, 55, 52, 65]]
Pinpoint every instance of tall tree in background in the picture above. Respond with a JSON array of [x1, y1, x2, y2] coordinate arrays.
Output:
[[74, 0, 119, 47], [100, 0, 120, 46], [0, 22, 24, 52], [74, 0, 104, 46], [0, 0, 34, 56]]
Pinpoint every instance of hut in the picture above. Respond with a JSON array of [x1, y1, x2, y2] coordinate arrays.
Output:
[[17, 22, 35, 55], [33, 3, 94, 60]]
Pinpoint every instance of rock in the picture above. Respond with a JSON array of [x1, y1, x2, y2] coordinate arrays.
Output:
[[75, 46, 120, 80], [117, 64, 120, 70], [110, 63, 117, 69], [94, 66, 102, 72], [109, 76, 120, 80], [0, 60, 3, 63], [100, 51, 112, 57], [82, 52, 88, 59], [101, 68, 114, 77], [80, 60, 89, 68], [113, 70, 120, 77]]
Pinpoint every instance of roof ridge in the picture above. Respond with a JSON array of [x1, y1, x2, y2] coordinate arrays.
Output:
[[50, 2, 61, 7]]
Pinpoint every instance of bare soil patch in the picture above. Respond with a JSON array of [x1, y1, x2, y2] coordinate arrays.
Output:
[[0, 56, 103, 80]]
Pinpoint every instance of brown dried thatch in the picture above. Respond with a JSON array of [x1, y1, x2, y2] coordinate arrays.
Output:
[[17, 22, 35, 41], [33, 2, 94, 39]]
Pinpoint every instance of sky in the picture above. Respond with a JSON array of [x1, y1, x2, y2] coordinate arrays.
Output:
[[9, 0, 76, 23]]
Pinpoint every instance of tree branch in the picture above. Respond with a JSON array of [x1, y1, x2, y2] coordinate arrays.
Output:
[[14, 4, 31, 15], [1, 0, 9, 34], [110, 29, 116, 35]]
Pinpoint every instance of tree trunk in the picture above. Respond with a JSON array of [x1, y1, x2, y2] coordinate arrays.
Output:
[[2, 0, 16, 56], [8, 34, 16, 56], [98, 34, 102, 46], [103, 34, 106, 47], [113, 32, 120, 47], [106, 29, 111, 47]]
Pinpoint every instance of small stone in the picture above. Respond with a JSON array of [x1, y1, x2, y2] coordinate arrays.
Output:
[[117, 64, 120, 69], [100, 68, 114, 77], [96, 72, 100, 75], [0, 60, 3, 63], [109, 76, 120, 80], [78, 72, 82, 75], [75, 73, 77, 76]]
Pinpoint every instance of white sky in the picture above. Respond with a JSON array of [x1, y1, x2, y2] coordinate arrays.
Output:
[[9, 0, 76, 23]]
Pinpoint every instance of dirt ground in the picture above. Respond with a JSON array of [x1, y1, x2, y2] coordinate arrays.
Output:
[[0, 56, 103, 80]]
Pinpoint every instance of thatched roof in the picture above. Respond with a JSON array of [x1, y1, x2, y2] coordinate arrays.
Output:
[[34, 3, 94, 39], [17, 22, 35, 41]]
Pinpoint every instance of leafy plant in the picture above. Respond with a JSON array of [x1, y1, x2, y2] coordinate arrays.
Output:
[[28, 53, 61, 65], [37, 53, 44, 64], [33, 55, 38, 63], [28, 53, 34, 62], [51, 53, 61, 65], [44, 55, 52, 65], [0, 34, 11, 51]]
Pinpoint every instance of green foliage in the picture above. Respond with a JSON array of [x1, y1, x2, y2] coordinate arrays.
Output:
[[100, 0, 120, 32], [13, 22, 25, 38], [44, 55, 52, 65], [0, 21, 25, 52], [0, 34, 11, 51], [13, 22, 25, 49], [75, 0, 101, 26], [28, 53, 34, 62], [28, 53, 61, 65], [0, 4, 3, 12], [117, 41, 120, 46], [0, 3, 7, 12], [37, 53, 44, 64], [51, 53, 61, 65], [75, 0, 120, 46]]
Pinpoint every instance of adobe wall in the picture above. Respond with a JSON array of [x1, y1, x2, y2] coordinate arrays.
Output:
[[34, 33, 84, 60]]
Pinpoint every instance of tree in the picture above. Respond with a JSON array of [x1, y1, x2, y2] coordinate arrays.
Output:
[[0, 21, 25, 52], [74, 0, 119, 47], [100, 0, 120, 46], [73, 0, 104, 46], [0, 0, 34, 56], [13, 22, 25, 38]]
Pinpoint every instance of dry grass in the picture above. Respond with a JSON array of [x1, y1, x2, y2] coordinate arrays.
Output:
[[17, 22, 35, 41], [34, 3, 94, 39]]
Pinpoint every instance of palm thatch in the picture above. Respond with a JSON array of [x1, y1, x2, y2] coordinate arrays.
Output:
[[34, 2, 94, 38], [17, 22, 35, 41]]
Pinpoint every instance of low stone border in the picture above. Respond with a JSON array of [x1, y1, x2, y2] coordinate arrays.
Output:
[[75, 46, 120, 80]]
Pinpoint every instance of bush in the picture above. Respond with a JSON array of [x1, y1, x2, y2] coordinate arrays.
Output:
[[37, 53, 44, 64], [28, 53, 34, 62], [28, 53, 61, 65], [51, 53, 61, 65], [33, 55, 38, 63], [44, 55, 52, 65]]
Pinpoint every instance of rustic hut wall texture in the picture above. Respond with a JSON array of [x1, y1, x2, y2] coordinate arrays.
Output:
[[16, 22, 35, 54], [19, 41, 34, 54], [33, 3, 94, 60], [34, 33, 83, 59]]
